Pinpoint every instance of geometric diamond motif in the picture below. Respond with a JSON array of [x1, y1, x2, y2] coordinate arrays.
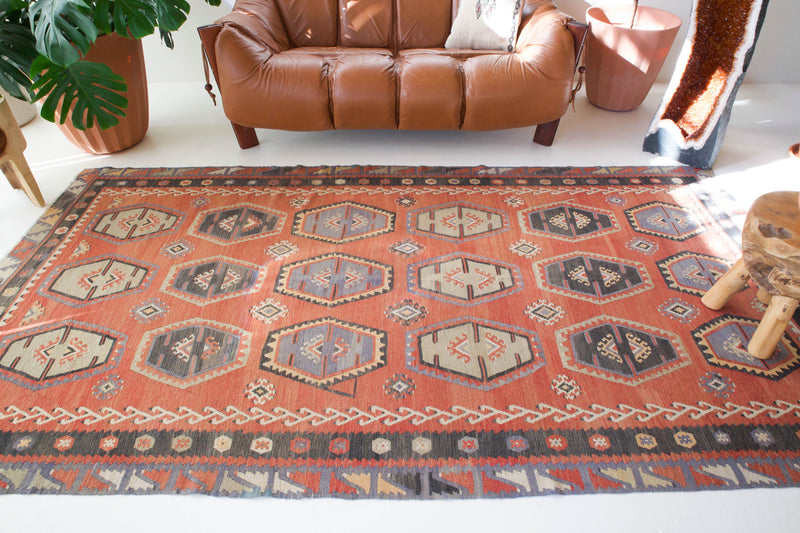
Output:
[[509, 240, 541, 258], [658, 252, 732, 296], [625, 202, 705, 241], [39, 254, 156, 308], [533, 252, 652, 303], [292, 202, 395, 244], [626, 237, 658, 255], [556, 315, 690, 386], [518, 202, 617, 241], [406, 317, 544, 390], [408, 252, 522, 306], [162, 256, 264, 306], [408, 201, 508, 243], [384, 372, 416, 399], [275, 253, 393, 307], [266, 240, 299, 260], [131, 319, 250, 389], [87, 204, 183, 244], [262, 317, 387, 391], [130, 298, 169, 323], [160, 240, 194, 258], [698, 371, 736, 398], [692, 315, 800, 380], [250, 298, 288, 324], [0, 320, 125, 390], [190, 203, 286, 245], [525, 299, 565, 325], [658, 298, 699, 323], [385, 300, 427, 326], [389, 239, 424, 257]]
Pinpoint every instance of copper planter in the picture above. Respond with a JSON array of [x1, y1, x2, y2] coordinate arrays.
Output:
[[57, 33, 149, 154], [585, 6, 681, 112]]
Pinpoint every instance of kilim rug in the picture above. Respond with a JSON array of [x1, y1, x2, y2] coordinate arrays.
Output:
[[1, 165, 799, 499]]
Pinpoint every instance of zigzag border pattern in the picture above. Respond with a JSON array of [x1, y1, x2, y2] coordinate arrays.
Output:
[[2, 401, 800, 428], [0, 456, 795, 498]]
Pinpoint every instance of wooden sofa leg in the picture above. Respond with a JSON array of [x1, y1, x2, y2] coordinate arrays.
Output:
[[232, 123, 259, 149], [533, 119, 560, 146]]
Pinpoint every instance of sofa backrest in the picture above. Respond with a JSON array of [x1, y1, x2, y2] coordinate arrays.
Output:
[[273, 0, 551, 50]]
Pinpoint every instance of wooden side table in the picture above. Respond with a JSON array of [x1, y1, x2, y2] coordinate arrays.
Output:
[[0, 97, 44, 207], [702, 191, 800, 359]]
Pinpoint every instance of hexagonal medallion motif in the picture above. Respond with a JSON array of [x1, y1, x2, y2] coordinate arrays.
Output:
[[408, 202, 508, 242], [262, 317, 387, 391], [190, 203, 285, 244], [162, 256, 264, 306], [657, 252, 732, 296], [408, 252, 523, 306], [39, 255, 156, 307], [87, 204, 183, 243], [533, 252, 652, 303], [0, 320, 125, 390], [556, 315, 690, 386], [625, 202, 705, 241], [132, 320, 249, 389], [406, 317, 544, 390], [275, 253, 393, 307], [292, 202, 395, 244], [518, 202, 617, 241], [692, 315, 800, 380]]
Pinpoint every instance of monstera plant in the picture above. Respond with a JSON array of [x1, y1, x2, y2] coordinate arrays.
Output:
[[0, 0, 220, 131]]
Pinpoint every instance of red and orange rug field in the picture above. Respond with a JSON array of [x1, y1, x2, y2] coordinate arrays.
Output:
[[0, 166, 798, 498]]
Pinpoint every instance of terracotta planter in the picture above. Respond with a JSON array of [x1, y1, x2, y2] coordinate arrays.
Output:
[[585, 5, 681, 112], [57, 33, 149, 154]]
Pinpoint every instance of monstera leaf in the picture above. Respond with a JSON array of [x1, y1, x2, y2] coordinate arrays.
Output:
[[93, 0, 157, 39], [29, 0, 98, 66], [155, 0, 219, 48], [31, 55, 127, 129], [154, 0, 190, 32], [0, 20, 37, 100]]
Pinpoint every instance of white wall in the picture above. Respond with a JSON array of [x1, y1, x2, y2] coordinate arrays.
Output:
[[142, 0, 800, 85]]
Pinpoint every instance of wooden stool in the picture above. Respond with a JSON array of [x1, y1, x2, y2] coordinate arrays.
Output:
[[0, 97, 44, 207], [702, 191, 800, 359]]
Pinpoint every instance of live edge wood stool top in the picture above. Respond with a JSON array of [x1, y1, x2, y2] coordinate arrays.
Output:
[[743, 191, 800, 300], [702, 191, 800, 359]]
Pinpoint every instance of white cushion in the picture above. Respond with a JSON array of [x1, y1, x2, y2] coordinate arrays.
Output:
[[445, 0, 523, 52]]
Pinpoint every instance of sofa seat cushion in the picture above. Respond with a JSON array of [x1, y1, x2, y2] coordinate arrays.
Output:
[[461, 51, 571, 130], [399, 48, 572, 131], [215, 43, 396, 130]]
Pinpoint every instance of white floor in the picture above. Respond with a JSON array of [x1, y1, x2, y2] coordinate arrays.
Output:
[[2, 82, 800, 531]]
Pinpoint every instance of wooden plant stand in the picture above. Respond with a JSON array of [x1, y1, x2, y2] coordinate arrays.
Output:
[[0, 98, 44, 207], [702, 191, 800, 359]]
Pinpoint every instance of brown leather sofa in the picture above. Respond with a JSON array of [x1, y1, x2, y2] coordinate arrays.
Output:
[[199, 0, 585, 149]]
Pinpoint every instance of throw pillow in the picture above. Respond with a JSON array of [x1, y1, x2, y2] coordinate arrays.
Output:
[[445, 0, 523, 52]]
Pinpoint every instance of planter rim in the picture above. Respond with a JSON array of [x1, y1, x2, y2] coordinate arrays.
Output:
[[587, 5, 681, 32]]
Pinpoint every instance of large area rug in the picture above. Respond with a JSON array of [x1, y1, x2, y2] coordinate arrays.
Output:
[[1, 165, 799, 499]]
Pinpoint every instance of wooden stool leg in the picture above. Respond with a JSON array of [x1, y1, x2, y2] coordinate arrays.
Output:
[[757, 288, 773, 305], [701, 258, 750, 310], [1, 158, 44, 207], [748, 295, 799, 360]]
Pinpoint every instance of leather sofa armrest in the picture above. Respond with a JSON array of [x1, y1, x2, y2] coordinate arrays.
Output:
[[515, 2, 576, 76], [214, 0, 291, 55]]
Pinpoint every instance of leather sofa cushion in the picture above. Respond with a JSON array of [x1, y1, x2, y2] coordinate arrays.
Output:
[[396, 0, 452, 49], [330, 51, 396, 128], [276, 0, 338, 46], [215, 45, 398, 130], [399, 50, 498, 130], [340, 0, 392, 47], [270, 0, 456, 49]]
